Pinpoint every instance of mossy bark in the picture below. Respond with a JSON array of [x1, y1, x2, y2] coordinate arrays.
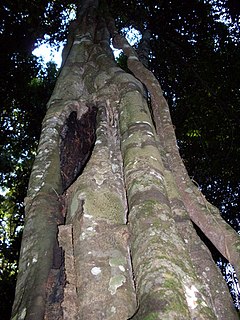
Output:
[[12, 1, 239, 319]]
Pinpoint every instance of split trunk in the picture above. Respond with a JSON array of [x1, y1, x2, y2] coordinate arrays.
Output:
[[11, 1, 240, 319]]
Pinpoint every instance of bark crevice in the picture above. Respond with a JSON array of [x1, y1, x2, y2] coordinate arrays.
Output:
[[60, 106, 97, 191]]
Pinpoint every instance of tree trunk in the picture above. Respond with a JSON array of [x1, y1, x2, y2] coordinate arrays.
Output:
[[11, 1, 240, 319]]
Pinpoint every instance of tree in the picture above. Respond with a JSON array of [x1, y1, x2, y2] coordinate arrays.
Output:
[[10, 0, 240, 319]]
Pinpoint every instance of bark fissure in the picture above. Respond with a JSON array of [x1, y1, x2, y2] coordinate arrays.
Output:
[[60, 106, 97, 191], [61, 98, 137, 319]]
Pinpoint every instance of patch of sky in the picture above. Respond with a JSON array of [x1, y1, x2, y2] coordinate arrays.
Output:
[[33, 38, 64, 68], [217, 261, 240, 309], [0, 188, 7, 196], [111, 27, 142, 58], [33, 7, 76, 67]]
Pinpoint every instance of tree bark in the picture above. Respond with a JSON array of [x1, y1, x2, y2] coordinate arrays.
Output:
[[11, 1, 239, 319]]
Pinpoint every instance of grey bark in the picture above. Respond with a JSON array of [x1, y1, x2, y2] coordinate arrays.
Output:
[[11, 1, 239, 319]]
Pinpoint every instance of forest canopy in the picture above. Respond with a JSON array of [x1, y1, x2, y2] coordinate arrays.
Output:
[[0, 0, 240, 318]]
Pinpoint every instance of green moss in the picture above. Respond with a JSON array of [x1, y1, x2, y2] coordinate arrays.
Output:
[[141, 313, 159, 320], [195, 306, 216, 320], [152, 253, 192, 276], [83, 189, 125, 223], [156, 288, 189, 317], [109, 256, 126, 267], [163, 276, 180, 290]]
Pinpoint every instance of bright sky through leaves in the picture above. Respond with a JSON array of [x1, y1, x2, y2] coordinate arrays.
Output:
[[33, 42, 64, 67], [32, 27, 142, 66]]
